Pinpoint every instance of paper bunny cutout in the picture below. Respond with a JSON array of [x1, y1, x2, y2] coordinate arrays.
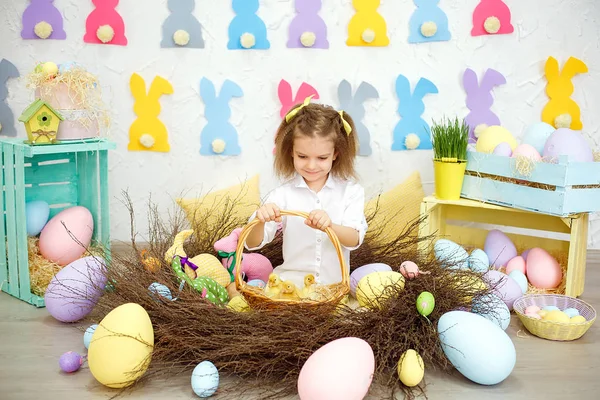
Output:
[[408, 0, 450, 43], [338, 80, 379, 156], [463, 68, 506, 143], [161, 0, 204, 48], [127, 73, 173, 152], [471, 0, 513, 36], [84, 0, 127, 46], [227, 0, 270, 50], [199, 78, 244, 156], [391, 75, 438, 151], [0, 59, 20, 137], [542, 56, 588, 130], [287, 0, 329, 49], [21, 0, 67, 40], [275, 79, 319, 153], [347, 0, 389, 47]]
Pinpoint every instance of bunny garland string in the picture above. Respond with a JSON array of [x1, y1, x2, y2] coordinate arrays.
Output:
[[228, 0, 270, 50], [408, 0, 451, 44], [542, 56, 588, 130], [127, 73, 173, 152], [0, 60, 20, 137], [338, 80, 379, 156], [287, 0, 329, 49], [84, 0, 127, 46], [199, 78, 244, 156], [161, 0, 204, 48], [463, 68, 506, 143], [347, 0, 389, 47], [21, 0, 67, 40], [471, 0, 514, 36], [391, 75, 438, 151]]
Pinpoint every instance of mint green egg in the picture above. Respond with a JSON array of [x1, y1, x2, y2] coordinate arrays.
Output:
[[416, 291, 435, 317]]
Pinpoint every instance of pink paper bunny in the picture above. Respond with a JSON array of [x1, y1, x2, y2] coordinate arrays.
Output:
[[84, 0, 127, 45], [471, 0, 514, 36], [214, 228, 273, 283]]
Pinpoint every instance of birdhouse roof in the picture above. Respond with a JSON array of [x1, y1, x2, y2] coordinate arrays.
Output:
[[18, 99, 64, 123]]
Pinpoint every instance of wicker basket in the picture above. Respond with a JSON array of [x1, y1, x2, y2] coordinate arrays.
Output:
[[234, 210, 350, 310], [513, 294, 596, 341]]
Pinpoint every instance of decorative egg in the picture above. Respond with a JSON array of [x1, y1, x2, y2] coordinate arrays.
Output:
[[350, 263, 392, 297], [521, 249, 531, 260], [484, 229, 517, 268], [506, 256, 526, 275], [563, 307, 580, 318], [511, 143, 542, 161], [522, 121, 555, 154], [468, 249, 490, 273], [416, 291, 435, 317], [476, 126, 518, 153], [451, 274, 487, 303], [45, 256, 107, 322], [39, 206, 94, 266], [526, 248, 562, 289], [191, 361, 219, 398], [25, 200, 50, 236], [297, 337, 374, 400], [247, 279, 265, 288], [526, 312, 542, 319], [84, 324, 98, 349], [472, 293, 511, 330], [492, 142, 513, 156], [434, 239, 469, 270], [542, 305, 560, 311], [543, 310, 570, 323], [397, 349, 424, 387], [227, 295, 250, 312], [399, 261, 428, 279], [542, 128, 593, 162], [508, 270, 528, 294], [570, 315, 587, 324], [88, 303, 154, 388], [525, 305, 541, 314], [148, 282, 173, 301], [356, 271, 405, 309], [482, 270, 523, 310], [438, 311, 516, 385]]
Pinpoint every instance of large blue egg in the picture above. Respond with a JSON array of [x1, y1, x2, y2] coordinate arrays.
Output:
[[522, 122, 555, 154], [25, 200, 50, 236]]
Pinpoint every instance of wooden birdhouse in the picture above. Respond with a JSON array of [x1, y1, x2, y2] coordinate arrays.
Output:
[[18, 99, 64, 145]]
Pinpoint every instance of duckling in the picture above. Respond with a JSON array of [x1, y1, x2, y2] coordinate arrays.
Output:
[[264, 273, 282, 298], [277, 280, 301, 301], [301, 273, 317, 299]]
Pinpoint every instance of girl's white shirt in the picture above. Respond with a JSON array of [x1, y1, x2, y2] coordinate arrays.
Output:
[[246, 173, 368, 288]]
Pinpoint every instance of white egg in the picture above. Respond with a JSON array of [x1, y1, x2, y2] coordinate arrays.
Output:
[[191, 361, 219, 398]]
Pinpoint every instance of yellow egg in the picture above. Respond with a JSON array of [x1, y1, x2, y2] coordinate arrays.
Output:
[[451, 274, 487, 303], [537, 310, 548, 318], [227, 295, 250, 312], [356, 271, 405, 309], [570, 315, 587, 324], [397, 349, 425, 387], [475, 126, 518, 153], [88, 303, 154, 388], [41, 61, 58, 76], [543, 310, 570, 323], [187, 253, 231, 287]]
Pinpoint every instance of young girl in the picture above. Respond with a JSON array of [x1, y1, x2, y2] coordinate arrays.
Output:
[[245, 96, 368, 289]]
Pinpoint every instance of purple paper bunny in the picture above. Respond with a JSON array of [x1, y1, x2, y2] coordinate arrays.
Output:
[[463, 68, 506, 143], [287, 0, 329, 49], [21, 0, 66, 40]]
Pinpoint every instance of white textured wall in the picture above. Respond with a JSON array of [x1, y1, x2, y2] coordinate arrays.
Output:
[[1, 0, 599, 247]]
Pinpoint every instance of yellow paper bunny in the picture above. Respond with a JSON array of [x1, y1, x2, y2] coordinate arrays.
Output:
[[347, 0, 389, 47], [542, 56, 588, 130], [128, 73, 173, 152]]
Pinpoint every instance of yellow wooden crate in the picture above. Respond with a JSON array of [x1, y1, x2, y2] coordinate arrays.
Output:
[[417, 196, 589, 297]]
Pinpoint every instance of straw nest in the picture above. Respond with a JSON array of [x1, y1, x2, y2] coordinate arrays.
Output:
[[88, 192, 498, 399]]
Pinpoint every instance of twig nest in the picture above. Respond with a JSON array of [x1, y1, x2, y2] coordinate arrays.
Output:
[[41, 62, 58, 77], [484, 16, 501, 34], [405, 133, 420, 150], [212, 139, 226, 154], [240, 32, 255, 49], [97, 25, 115, 43], [554, 113, 572, 129], [362, 29, 376, 43], [139, 134, 155, 148], [173, 29, 190, 46], [420, 21, 437, 37], [300, 31, 316, 47], [474, 123, 488, 138], [34, 21, 53, 39]]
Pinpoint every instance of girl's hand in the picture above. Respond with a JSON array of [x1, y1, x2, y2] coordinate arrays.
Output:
[[255, 203, 282, 223], [305, 210, 332, 230]]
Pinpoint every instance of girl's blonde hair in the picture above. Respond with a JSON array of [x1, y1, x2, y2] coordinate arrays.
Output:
[[273, 102, 358, 181]]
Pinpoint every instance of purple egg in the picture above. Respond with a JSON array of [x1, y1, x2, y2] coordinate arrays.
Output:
[[350, 263, 392, 296], [521, 249, 531, 261], [492, 142, 513, 157], [484, 230, 517, 269], [542, 128, 593, 162], [483, 270, 523, 310], [45, 256, 107, 323], [59, 351, 83, 373]]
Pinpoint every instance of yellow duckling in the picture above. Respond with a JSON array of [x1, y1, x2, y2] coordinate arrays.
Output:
[[264, 273, 282, 298], [278, 280, 301, 301], [301, 274, 317, 299]]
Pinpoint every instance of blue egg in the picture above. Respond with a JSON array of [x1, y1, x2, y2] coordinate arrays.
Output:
[[84, 324, 98, 349], [148, 282, 173, 301], [508, 270, 528, 294], [563, 307, 580, 318], [192, 360, 219, 398], [58, 61, 81, 74], [247, 279, 265, 288], [522, 122, 555, 154], [542, 305, 560, 312], [434, 239, 469, 270], [468, 249, 490, 273], [25, 200, 50, 236]]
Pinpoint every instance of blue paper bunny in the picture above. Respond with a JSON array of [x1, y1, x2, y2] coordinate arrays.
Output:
[[199, 78, 244, 156], [391, 74, 438, 151], [227, 0, 270, 50], [408, 0, 451, 43]]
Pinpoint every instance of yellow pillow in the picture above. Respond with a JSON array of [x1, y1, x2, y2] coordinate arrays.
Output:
[[177, 175, 261, 229], [364, 171, 425, 244]]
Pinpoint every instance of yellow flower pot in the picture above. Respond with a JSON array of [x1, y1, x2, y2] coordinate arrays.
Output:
[[433, 158, 467, 200]]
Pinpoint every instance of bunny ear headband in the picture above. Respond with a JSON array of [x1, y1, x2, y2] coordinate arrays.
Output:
[[285, 95, 352, 136]]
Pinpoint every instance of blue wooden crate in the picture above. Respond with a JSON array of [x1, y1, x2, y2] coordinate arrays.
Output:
[[461, 151, 600, 216], [1, 138, 116, 307]]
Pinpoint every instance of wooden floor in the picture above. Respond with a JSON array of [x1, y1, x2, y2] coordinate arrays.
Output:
[[1, 253, 599, 400]]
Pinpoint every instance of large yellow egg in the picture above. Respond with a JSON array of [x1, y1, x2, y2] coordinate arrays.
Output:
[[188, 253, 231, 287], [88, 303, 154, 388], [543, 310, 570, 323], [356, 271, 405, 309], [397, 349, 425, 387], [476, 126, 518, 153]]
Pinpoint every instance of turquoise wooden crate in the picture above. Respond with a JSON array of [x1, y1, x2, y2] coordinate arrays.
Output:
[[461, 151, 600, 216], [1, 138, 116, 307]]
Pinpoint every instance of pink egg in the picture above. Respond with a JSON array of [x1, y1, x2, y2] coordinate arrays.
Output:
[[525, 312, 542, 320], [298, 337, 374, 400], [526, 248, 562, 289], [39, 206, 94, 266], [525, 305, 541, 314], [483, 270, 523, 310], [484, 230, 517, 269], [506, 256, 526, 275], [511, 143, 542, 161]]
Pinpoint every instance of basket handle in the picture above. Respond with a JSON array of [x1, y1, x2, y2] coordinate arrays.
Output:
[[234, 210, 350, 290]]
